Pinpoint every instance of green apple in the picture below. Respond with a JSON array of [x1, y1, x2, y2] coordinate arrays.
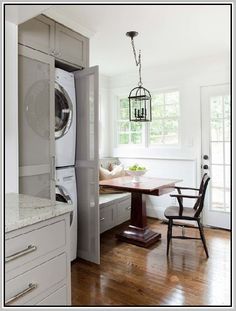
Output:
[[128, 164, 146, 171]]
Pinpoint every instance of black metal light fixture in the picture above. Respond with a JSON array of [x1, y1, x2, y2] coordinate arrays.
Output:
[[126, 31, 152, 122]]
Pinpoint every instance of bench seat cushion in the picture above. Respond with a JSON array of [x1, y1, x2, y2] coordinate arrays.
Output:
[[99, 192, 131, 207]]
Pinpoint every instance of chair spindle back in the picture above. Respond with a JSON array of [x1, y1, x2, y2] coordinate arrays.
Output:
[[194, 175, 211, 218]]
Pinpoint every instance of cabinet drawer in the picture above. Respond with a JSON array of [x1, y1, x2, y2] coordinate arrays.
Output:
[[18, 15, 54, 54], [100, 204, 114, 234], [6, 220, 66, 273], [117, 198, 131, 225], [36, 285, 67, 305], [5, 253, 67, 306]]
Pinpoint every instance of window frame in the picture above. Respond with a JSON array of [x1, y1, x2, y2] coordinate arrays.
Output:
[[114, 88, 181, 149]]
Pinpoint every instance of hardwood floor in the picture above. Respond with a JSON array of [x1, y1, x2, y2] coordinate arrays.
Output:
[[71, 219, 231, 306]]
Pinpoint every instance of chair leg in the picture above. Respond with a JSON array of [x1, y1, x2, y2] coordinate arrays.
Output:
[[197, 220, 209, 258], [167, 219, 172, 256]]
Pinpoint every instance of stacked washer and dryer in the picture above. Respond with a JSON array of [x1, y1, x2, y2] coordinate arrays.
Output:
[[55, 68, 77, 262]]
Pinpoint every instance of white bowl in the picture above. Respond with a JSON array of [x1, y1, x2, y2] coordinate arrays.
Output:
[[125, 169, 147, 183]]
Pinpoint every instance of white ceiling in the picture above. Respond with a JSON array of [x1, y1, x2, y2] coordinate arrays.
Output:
[[46, 4, 230, 77]]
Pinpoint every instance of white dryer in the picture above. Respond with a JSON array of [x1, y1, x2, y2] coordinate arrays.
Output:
[[56, 167, 77, 262], [55, 68, 76, 167]]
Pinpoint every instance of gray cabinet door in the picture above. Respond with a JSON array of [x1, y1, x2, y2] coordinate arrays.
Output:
[[55, 23, 88, 68], [18, 46, 55, 200], [18, 15, 55, 55], [74, 66, 99, 264]]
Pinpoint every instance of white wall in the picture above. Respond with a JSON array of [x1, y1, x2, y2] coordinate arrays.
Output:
[[109, 54, 229, 157], [5, 21, 18, 193], [99, 54, 230, 219]]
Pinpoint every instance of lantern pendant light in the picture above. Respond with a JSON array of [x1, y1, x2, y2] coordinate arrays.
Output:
[[126, 31, 152, 122]]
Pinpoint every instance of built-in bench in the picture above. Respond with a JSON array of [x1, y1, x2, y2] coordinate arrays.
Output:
[[99, 192, 131, 233], [99, 158, 131, 234]]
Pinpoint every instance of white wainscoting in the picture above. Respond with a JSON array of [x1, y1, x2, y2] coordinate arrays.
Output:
[[119, 157, 197, 220]]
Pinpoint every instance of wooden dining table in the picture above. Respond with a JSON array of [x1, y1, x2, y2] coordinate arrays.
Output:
[[99, 176, 181, 248]]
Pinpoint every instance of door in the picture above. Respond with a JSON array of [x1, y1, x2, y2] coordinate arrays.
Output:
[[201, 84, 231, 229], [55, 171, 77, 262], [74, 66, 100, 264], [18, 46, 55, 200], [18, 15, 55, 55]]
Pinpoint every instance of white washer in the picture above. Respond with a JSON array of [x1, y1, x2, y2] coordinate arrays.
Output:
[[55, 68, 76, 167], [56, 167, 77, 262]]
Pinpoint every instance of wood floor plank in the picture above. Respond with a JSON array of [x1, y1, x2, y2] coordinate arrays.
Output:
[[71, 219, 231, 306]]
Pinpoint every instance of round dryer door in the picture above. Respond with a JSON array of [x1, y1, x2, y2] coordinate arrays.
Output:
[[55, 82, 73, 139], [56, 185, 73, 226]]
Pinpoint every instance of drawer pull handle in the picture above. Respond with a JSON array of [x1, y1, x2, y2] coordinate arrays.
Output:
[[6, 245, 37, 263], [100, 217, 105, 221], [5, 283, 37, 305], [126, 206, 131, 210]]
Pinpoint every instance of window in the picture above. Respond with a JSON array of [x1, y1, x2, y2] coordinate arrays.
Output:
[[150, 91, 180, 145], [210, 94, 231, 212], [117, 98, 143, 145], [116, 90, 180, 146]]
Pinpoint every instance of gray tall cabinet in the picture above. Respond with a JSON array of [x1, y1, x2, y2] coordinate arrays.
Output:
[[18, 15, 100, 264]]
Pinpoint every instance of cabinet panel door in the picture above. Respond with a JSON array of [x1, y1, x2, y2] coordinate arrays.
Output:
[[100, 204, 114, 234], [74, 66, 99, 264], [117, 198, 131, 225], [18, 15, 54, 55], [55, 23, 88, 68], [18, 46, 55, 200]]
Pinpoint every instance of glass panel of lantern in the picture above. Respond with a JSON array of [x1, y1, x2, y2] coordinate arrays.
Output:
[[128, 86, 152, 122]]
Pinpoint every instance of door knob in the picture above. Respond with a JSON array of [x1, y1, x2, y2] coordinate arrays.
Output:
[[203, 165, 209, 170], [203, 155, 209, 160]]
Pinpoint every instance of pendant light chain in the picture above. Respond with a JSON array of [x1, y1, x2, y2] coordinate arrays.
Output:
[[138, 51, 142, 86], [131, 37, 142, 86]]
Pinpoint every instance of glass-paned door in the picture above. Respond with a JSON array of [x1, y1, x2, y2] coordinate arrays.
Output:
[[201, 84, 231, 229], [74, 66, 100, 264], [18, 46, 55, 200]]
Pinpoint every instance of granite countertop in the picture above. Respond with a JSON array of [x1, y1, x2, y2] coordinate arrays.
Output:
[[5, 193, 74, 233]]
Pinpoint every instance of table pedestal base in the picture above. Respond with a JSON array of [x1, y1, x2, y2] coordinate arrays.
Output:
[[116, 225, 161, 248]]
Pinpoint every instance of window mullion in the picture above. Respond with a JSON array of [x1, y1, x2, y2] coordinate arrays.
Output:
[[145, 122, 149, 148]]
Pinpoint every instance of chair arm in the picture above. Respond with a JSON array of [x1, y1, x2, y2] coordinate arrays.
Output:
[[175, 186, 200, 191], [170, 194, 202, 199]]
